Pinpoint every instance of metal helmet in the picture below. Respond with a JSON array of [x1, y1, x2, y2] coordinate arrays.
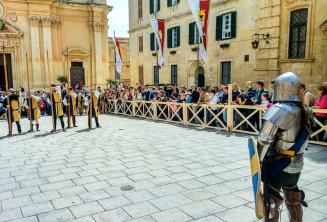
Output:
[[274, 72, 301, 102]]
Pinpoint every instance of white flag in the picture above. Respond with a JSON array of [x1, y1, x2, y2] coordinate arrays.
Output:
[[112, 37, 123, 75], [150, 18, 164, 67]]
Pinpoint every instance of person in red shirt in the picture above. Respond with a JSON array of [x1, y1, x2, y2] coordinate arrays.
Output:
[[313, 85, 327, 141]]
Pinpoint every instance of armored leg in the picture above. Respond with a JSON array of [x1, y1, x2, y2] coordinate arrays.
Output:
[[283, 186, 303, 222], [268, 194, 283, 222], [73, 116, 77, 127]]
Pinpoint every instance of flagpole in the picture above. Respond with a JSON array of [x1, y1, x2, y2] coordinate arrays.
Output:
[[3, 42, 12, 136], [155, 12, 159, 86], [47, 50, 55, 132], [114, 31, 117, 83], [89, 43, 93, 129], [66, 49, 71, 128], [26, 53, 33, 131], [197, 27, 200, 88]]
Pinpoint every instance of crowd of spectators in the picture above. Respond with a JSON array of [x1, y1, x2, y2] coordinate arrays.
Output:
[[1, 80, 327, 141]]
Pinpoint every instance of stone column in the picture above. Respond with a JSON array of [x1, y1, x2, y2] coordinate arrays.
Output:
[[29, 16, 42, 87], [92, 22, 104, 86], [42, 17, 54, 86]]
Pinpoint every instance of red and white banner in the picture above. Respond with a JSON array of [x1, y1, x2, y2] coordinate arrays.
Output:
[[150, 18, 165, 68], [188, 0, 210, 63], [112, 37, 123, 75]]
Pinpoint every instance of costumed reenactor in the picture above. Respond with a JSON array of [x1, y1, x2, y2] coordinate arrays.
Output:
[[64, 88, 78, 128], [25, 90, 41, 131], [3, 89, 22, 135], [50, 86, 65, 133], [99, 89, 105, 113], [88, 89, 100, 128], [77, 90, 84, 115], [256, 72, 311, 222]]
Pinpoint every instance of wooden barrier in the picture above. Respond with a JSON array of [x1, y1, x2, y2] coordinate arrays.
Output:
[[104, 99, 327, 147]]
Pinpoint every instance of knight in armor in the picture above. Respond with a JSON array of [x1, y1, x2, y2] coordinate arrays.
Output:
[[25, 90, 41, 131], [65, 88, 78, 128], [50, 86, 65, 133], [257, 72, 311, 222], [3, 89, 22, 135], [88, 89, 100, 128]]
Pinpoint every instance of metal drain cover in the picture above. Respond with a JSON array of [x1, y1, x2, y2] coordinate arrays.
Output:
[[120, 185, 135, 191]]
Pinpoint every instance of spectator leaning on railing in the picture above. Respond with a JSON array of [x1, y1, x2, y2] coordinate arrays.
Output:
[[313, 85, 327, 141]]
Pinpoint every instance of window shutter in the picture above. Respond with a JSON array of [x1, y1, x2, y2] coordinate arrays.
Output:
[[157, 0, 160, 11], [150, 33, 155, 51], [167, 28, 172, 48], [189, 22, 195, 45], [231, 11, 237, 38], [216, 15, 222, 41], [150, 0, 154, 14], [167, 0, 172, 7], [176, 26, 180, 47]]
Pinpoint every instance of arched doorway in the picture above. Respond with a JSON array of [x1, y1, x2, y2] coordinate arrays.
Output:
[[196, 67, 205, 88]]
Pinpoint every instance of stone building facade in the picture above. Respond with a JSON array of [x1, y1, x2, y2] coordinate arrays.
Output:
[[108, 37, 130, 84], [0, 0, 111, 91], [128, 0, 327, 89]]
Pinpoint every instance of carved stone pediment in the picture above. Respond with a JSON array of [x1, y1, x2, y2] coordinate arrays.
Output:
[[64, 48, 89, 56], [286, 0, 311, 9], [0, 20, 23, 37], [320, 20, 327, 32]]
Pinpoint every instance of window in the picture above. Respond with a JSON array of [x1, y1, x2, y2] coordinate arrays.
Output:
[[289, 9, 308, 59], [154, 66, 159, 85], [138, 36, 143, 53], [138, 0, 143, 19], [171, 65, 178, 85], [216, 11, 237, 40], [150, 33, 159, 51], [139, 66, 144, 85], [222, 13, 231, 39], [150, 0, 160, 14], [189, 22, 201, 45], [221, 62, 231, 85], [167, 26, 180, 48], [167, 0, 180, 7]]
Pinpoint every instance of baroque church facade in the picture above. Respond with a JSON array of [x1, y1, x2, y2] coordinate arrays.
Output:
[[0, 0, 111, 91]]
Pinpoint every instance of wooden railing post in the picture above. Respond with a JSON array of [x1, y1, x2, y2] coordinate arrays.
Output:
[[153, 101, 158, 120], [132, 101, 136, 117], [114, 100, 118, 114], [227, 84, 234, 132], [183, 102, 188, 125]]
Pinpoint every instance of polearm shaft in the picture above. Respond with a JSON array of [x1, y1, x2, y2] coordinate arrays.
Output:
[[89, 43, 93, 129], [47, 50, 55, 131], [26, 53, 33, 131], [3, 42, 12, 136], [66, 50, 71, 128]]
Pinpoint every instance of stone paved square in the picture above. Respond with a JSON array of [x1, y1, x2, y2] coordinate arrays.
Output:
[[0, 115, 327, 222]]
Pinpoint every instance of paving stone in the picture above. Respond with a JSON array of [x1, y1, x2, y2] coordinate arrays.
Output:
[[73, 176, 98, 185], [21, 201, 54, 217], [125, 216, 156, 222], [150, 193, 192, 211], [179, 199, 225, 219], [151, 208, 192, 222], [92, 208, 131, 222], [68, 216, 95, 222], [216, 205, 257, 222], [192, 216, 224, 222], [70, 201, 104, 218], [9, 216, 38, 222], [0, 191, 13, 201], [123, 201, 159, 218], [59, 185, 87, 197], [52, 195, 84, 209], [83, 181, 110, 192], [79, 190, 110, 202], [38, 208, 74, 222], [2, 196, 33, 210], [98, 195, 131, 210], [31, 191, 61, 203], [13, 186, 40, 197], [0, 208, 23, 222], [124, 190, 156, 203], [39, 180, 75, 192]]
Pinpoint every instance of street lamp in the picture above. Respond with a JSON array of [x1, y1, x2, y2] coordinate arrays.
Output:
[[251, 33, 270, 49]]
